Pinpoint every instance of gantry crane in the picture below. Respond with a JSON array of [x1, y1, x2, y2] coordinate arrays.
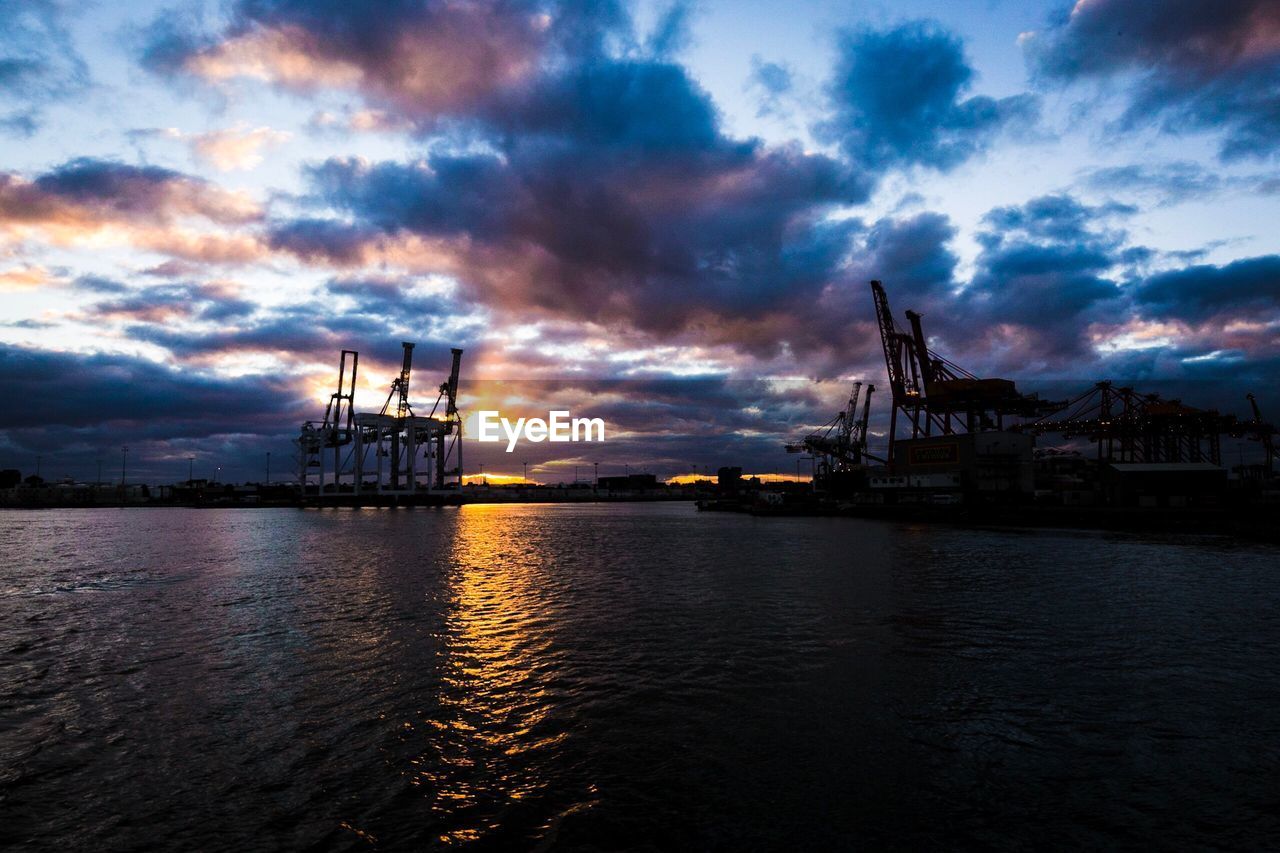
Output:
[[297, 343, 464, 500], [870, 280, 1060, 464], [1245, 393, 1277, 478], [787, 380, 881, 489], [1014, 382, 1280, 468]]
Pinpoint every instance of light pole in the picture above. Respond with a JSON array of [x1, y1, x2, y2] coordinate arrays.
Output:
[[523, 460, 528, 483], [121, 446, 128, 491], [593, 461, 598, 487], [188, 456, 194, 483], [266, 452, 271, 485]]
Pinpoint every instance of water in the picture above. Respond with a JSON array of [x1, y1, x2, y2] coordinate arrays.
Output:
[[2, 504, 1279, 851]]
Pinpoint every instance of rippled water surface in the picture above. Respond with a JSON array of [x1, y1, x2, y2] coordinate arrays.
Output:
[[3, 504, 1279, 851]]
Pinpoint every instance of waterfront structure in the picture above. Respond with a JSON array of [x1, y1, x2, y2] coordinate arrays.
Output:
[[297, 343, 464, 503]]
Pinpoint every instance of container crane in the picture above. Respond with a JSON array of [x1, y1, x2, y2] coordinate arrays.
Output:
[[1246, 393, 1276, 478], [870, 279, 1060, 465], [297, 343, 465, 502], [786, 381, 881, 490]]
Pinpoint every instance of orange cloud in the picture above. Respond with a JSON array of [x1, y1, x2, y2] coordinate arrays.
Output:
[[0, 162, 265, 263], [0, 263, 57, 292], [190, 125, 291, 171]]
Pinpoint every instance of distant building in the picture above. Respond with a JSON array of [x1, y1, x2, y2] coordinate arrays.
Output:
[[598, 473, 658, 491], [716, 467, 743, 492]]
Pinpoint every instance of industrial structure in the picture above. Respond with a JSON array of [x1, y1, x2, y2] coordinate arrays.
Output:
[[864, 280, 1061, 501], [1011, 382, 1279, 507], [786, 380, 879, 492], [1245, 393, 1277, 479], [1015, 381, 1238, 466], [782, 280, 1277, 509], [870, 280, 1061, 457], [297, 343, 464, 504]]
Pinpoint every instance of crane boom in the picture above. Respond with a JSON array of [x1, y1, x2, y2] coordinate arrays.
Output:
[[871, 280, 907, 402], [859, 384, 875, 457], [381, 341, 416, 417], [445, 348, 463, 416]]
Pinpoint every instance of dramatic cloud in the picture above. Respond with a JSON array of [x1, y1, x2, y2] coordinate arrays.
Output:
[[140, 0, 556, 124], [843, 195, 1148, 373], [820, 21, 1038, 171], [84, 281, 257, 324], [273, 45, 871, 358], [3, 3, 1277, 480], [1133, 255, 1280, 322], [0, 344, 305, 435], [860, 194, 1280, 377], [0, 158, 263, 261], [960, 194, 1129, 360], [1026, 0, 1280, 160], [856, 213, 957, 301]]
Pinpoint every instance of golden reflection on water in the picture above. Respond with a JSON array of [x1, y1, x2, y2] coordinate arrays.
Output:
[[411, 505, 567, 845]]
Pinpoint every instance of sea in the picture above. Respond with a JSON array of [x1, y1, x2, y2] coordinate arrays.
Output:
[[2, 504, 1278, 851]]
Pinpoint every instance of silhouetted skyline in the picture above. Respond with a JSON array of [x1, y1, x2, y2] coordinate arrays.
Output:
[[2, 0, 1278, 482]]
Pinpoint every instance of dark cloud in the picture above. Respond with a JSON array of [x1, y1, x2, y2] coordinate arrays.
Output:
[[140, 0, 558, 124], [488, 57, 736, 156], [855, 195, 1280, 382], [0, 345, 315, 484], [819, 21, 1039, 171], [266, 218, 377, 264], [1132, 255, 1280, 322], [0, 345, 304, 434], [851, 196, 1138, 374], [73, 275, 130, 294], [958, 195, 1130, 360], [285, 45, 870, 353], [858, 213, 957, 301], [1026, 0, 1280, 160], [0, 158, 261, 226], [804, 212, 959, 369], [86, 283, 257, 324], [126, 311, 389, 365], [324, 275, 477, 322], [142, 0, 870, 359], [124, 300, 474, 372], [143, 6, 1059, 373], [0, 158, 265, 266], [1081, 161, 1224, 204]]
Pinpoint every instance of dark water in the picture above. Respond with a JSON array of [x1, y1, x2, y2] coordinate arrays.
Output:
[[2, 505, 1279, 851]]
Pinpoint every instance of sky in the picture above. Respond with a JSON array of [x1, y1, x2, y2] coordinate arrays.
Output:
[[2, 0, 1279, 484]]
